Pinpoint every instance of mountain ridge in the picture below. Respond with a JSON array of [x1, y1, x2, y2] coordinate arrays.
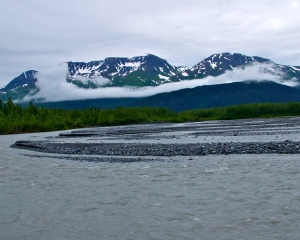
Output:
[[1, 52, 300, 102]]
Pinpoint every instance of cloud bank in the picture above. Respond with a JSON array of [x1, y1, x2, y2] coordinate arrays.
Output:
[[1, 0, 300, 88], [22, 62, 299, 102]]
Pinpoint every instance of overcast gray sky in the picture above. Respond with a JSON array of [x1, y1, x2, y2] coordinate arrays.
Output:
[[1, 0, 300, 88]]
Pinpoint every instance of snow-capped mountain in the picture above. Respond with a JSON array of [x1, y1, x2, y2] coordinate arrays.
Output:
[[67, 52, 300, 88], [187, 53, 270, 78], [1, 70, 37, 91], [1, 53, 300, 101], [68, 53, 272, 87], [186, 53, 300, 82], [67, 54, 183, 88], [0, 70, 38, 101]]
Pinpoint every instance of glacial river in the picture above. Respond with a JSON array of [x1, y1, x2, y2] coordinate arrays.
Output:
[[1, 119, 300, 239]]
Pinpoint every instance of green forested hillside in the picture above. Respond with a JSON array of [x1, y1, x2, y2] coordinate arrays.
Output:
[[130, 81, 300, 111]]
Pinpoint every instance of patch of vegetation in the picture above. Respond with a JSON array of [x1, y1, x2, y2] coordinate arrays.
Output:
[[1, 98, 300, 134]]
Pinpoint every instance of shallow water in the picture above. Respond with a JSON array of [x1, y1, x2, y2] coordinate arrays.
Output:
[[1, 123, 300, 239]]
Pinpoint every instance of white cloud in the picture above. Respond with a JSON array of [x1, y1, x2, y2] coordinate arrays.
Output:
[[22, 62, 298, 102], [73, 75, 111, 87]]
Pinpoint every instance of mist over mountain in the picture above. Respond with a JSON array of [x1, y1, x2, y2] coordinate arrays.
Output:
[[1, 53, 300, 107], [29, 81, 300, 112]]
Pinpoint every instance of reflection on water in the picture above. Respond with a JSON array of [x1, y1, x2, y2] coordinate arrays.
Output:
[[1, 127, 300, 239]]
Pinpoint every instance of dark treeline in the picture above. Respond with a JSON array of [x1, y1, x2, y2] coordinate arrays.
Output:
[[1, 98, 300, 134]]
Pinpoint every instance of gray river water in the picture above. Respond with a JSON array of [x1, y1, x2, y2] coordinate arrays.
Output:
[[1, 119, 300, 239]]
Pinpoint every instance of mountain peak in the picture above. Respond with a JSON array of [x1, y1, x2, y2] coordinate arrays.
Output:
[[3, 70, 37, 91], [188, 52, 272, 77], [2, 52, 300, 102]]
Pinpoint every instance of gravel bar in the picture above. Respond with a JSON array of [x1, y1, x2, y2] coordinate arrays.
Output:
[[11, 117, 300, 162], [20, 153, 167, 163], [12, 140, 300, 156]]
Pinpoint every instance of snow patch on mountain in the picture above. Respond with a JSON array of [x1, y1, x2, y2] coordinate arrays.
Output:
[[291, 66, 300, 71], [158, 74, 170, 80]]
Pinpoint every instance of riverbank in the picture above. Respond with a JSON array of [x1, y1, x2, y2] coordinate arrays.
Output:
[[11, 117, 300, 162]]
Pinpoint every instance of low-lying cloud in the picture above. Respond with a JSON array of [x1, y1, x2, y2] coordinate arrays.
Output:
[[23, 62, 299, 102], [73, 75, 111, 87]]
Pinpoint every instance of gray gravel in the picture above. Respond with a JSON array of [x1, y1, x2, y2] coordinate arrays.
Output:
[[10, 117, 300, 162], [12, 140, 300, 156], [20, 153, 166, 163]]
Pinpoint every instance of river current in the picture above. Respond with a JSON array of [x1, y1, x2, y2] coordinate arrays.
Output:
[[1, 120, 300, 239]]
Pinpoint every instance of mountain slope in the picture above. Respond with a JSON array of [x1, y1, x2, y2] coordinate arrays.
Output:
[[30, 81, 300, 111], [2, 52, 300, 102], [0, 70, 38, 101], [67, 54, 183, 88], [186, 53, 270, 78], [129, 81, 300, 111], [67, 52, 300, 86]]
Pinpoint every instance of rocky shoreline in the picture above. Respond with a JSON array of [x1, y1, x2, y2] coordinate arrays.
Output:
[[11, 117, 300, 162], [12, 140, 300, 156]]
